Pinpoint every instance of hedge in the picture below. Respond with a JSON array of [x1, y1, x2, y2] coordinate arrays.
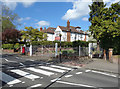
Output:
[[31, 40, 88, 47], [2, 40, 89, 49], [72, 40, 89, 47], [2, 43, 24, 49], [2, 44, 14, 49]]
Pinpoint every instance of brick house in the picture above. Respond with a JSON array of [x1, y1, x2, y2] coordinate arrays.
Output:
[[41, 20, 88, 42]]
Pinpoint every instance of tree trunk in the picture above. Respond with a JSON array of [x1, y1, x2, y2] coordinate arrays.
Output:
[[97, 40, 99, 51]]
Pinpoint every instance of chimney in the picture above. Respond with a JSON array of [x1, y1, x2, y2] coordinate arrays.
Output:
[[40, 27, 42, 31], [44, 27, 46, 30], [67, 20, 70, 29]]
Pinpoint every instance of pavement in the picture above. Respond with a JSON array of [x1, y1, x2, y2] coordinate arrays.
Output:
[[83, 58, 119, 74], [61, 58, 119, 75]]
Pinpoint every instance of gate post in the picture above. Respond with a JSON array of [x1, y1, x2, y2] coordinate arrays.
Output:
[[79, 45, 81, 57], [89, 43, 92, 58], [55, 43, 58, 57], [30, 44, 32, 56]]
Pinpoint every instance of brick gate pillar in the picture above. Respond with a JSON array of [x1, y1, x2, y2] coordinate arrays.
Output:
[[104, 49, 106, 60]]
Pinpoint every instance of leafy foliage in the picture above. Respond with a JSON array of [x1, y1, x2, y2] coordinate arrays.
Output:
[[2, 44, 14, 49], [31, 40, 88, 47], [2, 5, 20, 31], [2, 29, 21, 43], [73, 40, 89, 47], [21, 27, 47, 43], [14, 43, 20, 49], [89, 1, 120, 54]]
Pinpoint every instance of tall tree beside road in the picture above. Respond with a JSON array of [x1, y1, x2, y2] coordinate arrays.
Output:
[[89, 1, 120, 55], [2, 5, 20, 31], [21, 27, 47, 44], [89, 1, 106, 51], [100, 2, 120, 54]]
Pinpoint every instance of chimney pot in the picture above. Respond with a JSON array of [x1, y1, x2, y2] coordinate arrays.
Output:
[[40, 27, 42, 31]]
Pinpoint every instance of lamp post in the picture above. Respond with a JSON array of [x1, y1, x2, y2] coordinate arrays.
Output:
[[59, 34, 62, 63]]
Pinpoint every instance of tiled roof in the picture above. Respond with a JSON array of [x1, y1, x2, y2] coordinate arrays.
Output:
[[59, 26, 84, 34], [42, 26, 87, 34], [42, 27, 56, 34]]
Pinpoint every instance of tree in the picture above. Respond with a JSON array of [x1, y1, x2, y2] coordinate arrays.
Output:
[[99, 2, 120, 54], [21, 27, 47, 44], [89, 0, 106, 51], [89, 1, 120, 55], [2, 5, 20, 31], [2, 29, 21, 43]]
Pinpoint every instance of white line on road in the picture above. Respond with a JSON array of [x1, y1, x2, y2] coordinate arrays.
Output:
[[50, 65, 72, 70], [3, 58, 17, 63], [16, 57, 19, 59], [39, 66, 65, 73], [27, 84, 42, 89], [65, 75, 73, 78], [20, 63, 25, 66], [26, 67, 54, 76], [51, 78, 61, 82], [10, 69, 40, 80], [91, 70, 117, 78], [8, 67, 14, 69], [56, 81, 96, 88], [0, 71, 21, 85], [85, 70, 91, 72], [4, 58, 8, 62], [76, 72, 83, 74]]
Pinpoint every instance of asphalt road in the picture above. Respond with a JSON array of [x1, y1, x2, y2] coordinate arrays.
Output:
[[0, 54, 119, 89]]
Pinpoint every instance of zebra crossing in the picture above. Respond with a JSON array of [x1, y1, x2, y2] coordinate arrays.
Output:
[[1, 64, 74, 87]]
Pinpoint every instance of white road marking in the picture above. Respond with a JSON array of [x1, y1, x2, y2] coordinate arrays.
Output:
[[16, 57, 19, 59], [10, 69, 40, 80], [39, 66, 65, 73], [3, 58, 17, 63], [29, 65, 35, 67], [85, 70, 91, 72], [8, 67, 14, 69], [65, 75, 73, 78], [51, 78, 61, 82], [4, 58, 8, 61], [20, 63, 25, 66], [76, 72, 83, 74], [0, 71, 21, 85], [22, 81, 25, 83], [50, 65, 72, 70], [27, 84, 42, 89], [26, 59, 34, 61], [19, 66, 24, 68], [26, 67, 54, 76], [91, 70, 117, 78], [56, 81, 96, 88]]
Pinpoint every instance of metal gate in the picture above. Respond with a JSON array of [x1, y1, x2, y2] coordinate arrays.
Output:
[[32, 45, 55, 59]]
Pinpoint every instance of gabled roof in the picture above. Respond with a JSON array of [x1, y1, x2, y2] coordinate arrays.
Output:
[[42, 27, 56, 34], [59, 26, 84, 34], [42, 26, 87, 35]]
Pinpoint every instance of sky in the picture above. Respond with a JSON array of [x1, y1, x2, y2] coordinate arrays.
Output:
[[1, 0, 120, 31]]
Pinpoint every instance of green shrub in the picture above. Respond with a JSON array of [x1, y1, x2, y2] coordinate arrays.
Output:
[[73, 40, 88, 47], [2, 44, 14, 49], [31, 40, 88, 47], [14, 43, 20, 49]]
